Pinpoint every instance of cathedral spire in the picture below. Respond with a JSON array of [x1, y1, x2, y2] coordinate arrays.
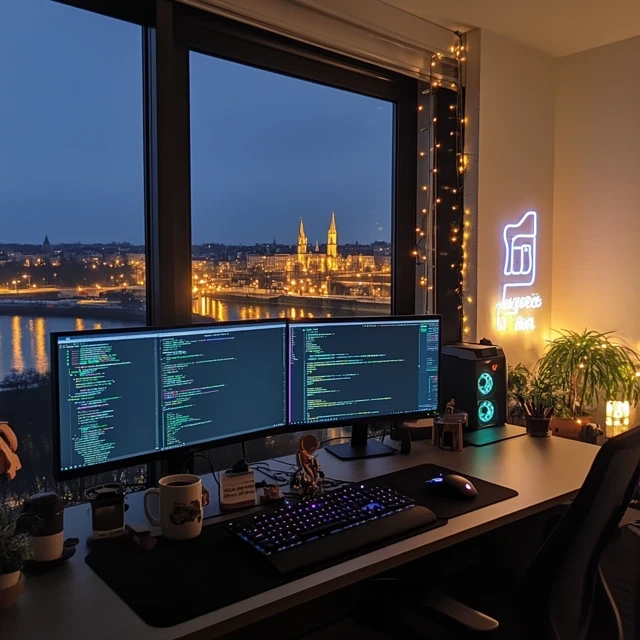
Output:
[[326, 211, 337, 267], [297, 218, 308, 264]]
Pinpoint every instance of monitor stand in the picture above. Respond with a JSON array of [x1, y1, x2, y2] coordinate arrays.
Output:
[[324, 424, 396, 460]]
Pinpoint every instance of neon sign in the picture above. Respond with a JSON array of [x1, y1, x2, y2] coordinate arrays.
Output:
[[496, 210, 543, 332]]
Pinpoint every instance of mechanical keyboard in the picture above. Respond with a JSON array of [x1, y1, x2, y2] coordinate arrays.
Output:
[[227, 484, 437, 574]]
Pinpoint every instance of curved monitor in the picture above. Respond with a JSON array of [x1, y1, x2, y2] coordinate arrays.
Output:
[[288, 315, 440, 428], [52, 320, 287, 480]]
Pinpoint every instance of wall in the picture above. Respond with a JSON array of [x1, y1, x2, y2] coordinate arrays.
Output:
[[466, 29, 556, 367], [552, 36, 640, 351]]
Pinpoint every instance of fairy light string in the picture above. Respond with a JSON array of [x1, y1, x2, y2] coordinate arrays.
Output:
[[415, 36, 469, 339]]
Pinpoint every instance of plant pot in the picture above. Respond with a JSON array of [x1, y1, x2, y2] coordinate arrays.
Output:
[[525, 416, 551, 438], [0, 572, 24, 610], [0, 571, 19, 590], [550, 416, 594, 440]]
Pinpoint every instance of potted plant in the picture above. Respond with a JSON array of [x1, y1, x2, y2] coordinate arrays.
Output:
[[537, 329, 640, 439], [0, 502, 33, 609], [508, 364, 560, 437]]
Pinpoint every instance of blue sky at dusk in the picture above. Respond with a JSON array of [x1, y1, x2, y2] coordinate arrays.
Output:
[[0, 1, 392, 246]]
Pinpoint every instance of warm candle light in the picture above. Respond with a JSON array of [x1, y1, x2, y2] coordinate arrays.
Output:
[[606, 400, 630, 437]]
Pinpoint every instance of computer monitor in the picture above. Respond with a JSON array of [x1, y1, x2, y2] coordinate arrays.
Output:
[[52, 320, 288, 480], [288, 315, 441, 459]]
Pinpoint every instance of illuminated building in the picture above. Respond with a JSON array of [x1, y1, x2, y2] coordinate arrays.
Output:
[[297, 218, 308, 265], [327, 210, 338, 271]]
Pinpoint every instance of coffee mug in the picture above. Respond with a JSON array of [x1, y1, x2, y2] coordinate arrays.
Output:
[[143, 474, 209, 540]]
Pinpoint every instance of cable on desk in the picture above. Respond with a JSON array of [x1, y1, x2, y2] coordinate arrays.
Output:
[[249, 462, 291, 486], [271, 457, 297, 468]]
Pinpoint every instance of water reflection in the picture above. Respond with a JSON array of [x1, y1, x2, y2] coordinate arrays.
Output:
[[239, 305, 272, 320], [0, 315, 139, 376], [11, 316, 24, 371], [33, 318, 47, 374], [198, 297, 229, 322]]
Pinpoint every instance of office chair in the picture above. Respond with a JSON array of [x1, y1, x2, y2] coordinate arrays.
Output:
[[355, 426, 640, 640]]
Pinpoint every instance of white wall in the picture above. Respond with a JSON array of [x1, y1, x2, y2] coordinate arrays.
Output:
[[552, 36, 640, 352], [466, 30, 556, 367]]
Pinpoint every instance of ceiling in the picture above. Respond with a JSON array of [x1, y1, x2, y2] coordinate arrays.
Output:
[[380, 0, 640, 57]]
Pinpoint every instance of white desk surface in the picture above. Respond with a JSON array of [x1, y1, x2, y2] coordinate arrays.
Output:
[[1, 434, 598, 640]]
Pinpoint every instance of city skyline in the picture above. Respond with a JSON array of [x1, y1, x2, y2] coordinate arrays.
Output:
[[1, 1, 393, 246], [0, 212, 392, 250]]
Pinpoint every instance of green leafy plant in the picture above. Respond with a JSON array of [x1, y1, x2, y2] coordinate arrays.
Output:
[[508, 364, 561, 420], [537, 329, 640, 418], [0, 503, 33, 575]]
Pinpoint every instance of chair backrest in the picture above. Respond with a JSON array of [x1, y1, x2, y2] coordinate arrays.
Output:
[[516, 426, 640, 640]]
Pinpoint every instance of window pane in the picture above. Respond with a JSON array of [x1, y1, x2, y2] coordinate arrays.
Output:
[[190, 53, 393, 323], [0, 1, 146, 506]]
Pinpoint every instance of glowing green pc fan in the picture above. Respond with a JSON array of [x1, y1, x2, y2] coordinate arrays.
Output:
[[477, 400, 495, 424], [477, 372, 494, 396]]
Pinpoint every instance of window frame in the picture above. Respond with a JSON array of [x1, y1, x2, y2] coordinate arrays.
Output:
[[170, 3, 419, 318]]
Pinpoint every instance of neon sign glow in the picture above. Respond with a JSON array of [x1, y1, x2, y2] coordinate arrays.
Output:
[[496, 210, 543, 332]]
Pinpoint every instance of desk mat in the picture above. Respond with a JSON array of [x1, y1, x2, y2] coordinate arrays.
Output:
[[86, 506, 446, 627], [464, 424, 527, 447], [365, 463, 518, 519]]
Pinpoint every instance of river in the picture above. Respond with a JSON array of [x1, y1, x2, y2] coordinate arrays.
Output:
[[0, 295, 388, 375]]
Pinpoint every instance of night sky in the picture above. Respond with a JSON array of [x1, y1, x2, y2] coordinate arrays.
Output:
[[0, 1, 393, 246]]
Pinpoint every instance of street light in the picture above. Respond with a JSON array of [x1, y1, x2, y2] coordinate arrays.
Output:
[[11, 280, 17, 293], [22, 274, 31, 287]]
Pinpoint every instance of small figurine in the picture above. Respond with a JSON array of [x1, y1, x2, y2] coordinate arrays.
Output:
[[445, 398, 456, 414], [291, 434, 325, 496]]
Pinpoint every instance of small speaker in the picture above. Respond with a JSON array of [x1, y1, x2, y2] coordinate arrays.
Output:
[[441, 342, 507, 430]]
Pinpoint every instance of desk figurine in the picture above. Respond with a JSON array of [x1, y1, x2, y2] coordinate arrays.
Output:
[[291, 434, 325, 496]]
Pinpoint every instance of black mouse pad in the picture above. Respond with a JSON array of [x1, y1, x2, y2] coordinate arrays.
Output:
[[85, 510, 446, 627], [366, 463, 518, 519]]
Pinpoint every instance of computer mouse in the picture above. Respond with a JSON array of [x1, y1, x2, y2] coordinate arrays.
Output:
[[424, 473, 478, 500]]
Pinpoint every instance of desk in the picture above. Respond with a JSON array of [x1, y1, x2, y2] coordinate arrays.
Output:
[[2, 435, 597, 640]]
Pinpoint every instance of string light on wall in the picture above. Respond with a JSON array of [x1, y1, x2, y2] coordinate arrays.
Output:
[[412, 42, 474, 336], [413, 37, 468, 339], [461, 207, 472, 336]]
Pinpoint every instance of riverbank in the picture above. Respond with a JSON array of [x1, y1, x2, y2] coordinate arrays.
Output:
[[0, 302, 145, 322], [205, 292, 390, 314]]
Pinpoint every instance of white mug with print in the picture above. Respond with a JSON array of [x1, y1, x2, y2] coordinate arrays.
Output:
[[143, 474, 209, 540]]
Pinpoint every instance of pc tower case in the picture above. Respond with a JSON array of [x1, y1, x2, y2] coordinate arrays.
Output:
[[441, 342, 507, 430]]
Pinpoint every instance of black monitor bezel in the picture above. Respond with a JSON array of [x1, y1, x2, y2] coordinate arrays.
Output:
[[50, 318, 289, 481], [287, 314, 441, 432]]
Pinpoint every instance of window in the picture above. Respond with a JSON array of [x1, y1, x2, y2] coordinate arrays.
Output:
[[190, 54, 394, 323], [182, 16, 417, 459], [0, 0, 147, 505]]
